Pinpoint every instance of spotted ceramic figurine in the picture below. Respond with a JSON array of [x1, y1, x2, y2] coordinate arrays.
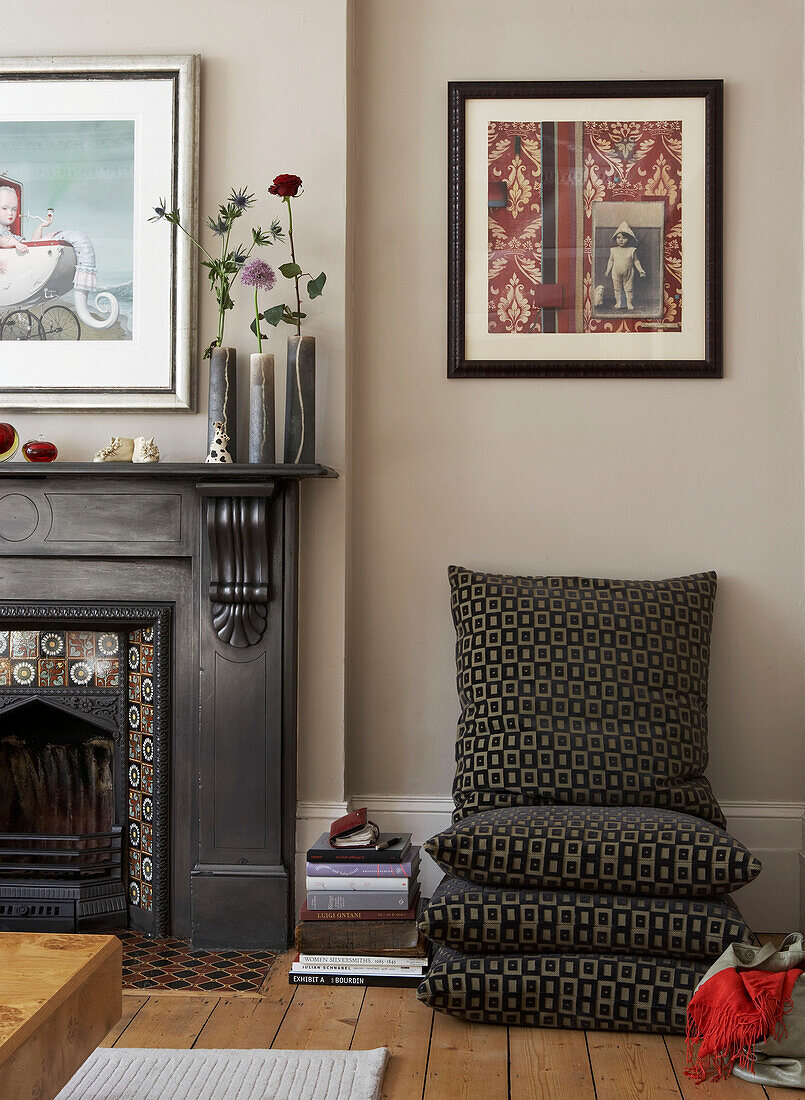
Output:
[[133, 436, 159, 463], [206, 421, 233, 463], [94, 437, 134, 462]]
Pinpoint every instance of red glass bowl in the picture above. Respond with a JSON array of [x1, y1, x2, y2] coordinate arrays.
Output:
[[0, 423, 18, 462], [22, 439, 58, 463]]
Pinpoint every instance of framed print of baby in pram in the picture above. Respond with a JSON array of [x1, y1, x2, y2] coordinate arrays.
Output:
[[0, 56, 198, 408], [448, 80, 722, 378]]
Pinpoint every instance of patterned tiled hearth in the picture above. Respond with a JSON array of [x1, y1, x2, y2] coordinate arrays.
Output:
[[0, 629, 121, 688], [0, 615, 168, 934]]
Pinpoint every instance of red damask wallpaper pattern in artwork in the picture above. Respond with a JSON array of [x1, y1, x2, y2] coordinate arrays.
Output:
[[488, 119, 682, 336]]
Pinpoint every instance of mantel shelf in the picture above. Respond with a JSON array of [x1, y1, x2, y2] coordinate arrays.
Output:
[[0, 462, 338, 482]]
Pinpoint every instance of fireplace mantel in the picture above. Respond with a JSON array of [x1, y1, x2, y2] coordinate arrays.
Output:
[[0, 462, 337, 949]]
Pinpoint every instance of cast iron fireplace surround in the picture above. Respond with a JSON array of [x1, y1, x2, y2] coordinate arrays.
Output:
[[0, 462, 335, 949]]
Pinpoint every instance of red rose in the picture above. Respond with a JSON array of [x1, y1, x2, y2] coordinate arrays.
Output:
[[269, 173, 303, 197]]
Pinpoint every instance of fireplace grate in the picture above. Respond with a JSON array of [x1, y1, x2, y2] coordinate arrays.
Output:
[[0, 827, 122, 881]]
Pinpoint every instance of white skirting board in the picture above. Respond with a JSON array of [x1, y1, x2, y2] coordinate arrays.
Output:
[[297, 798, 805, 933]]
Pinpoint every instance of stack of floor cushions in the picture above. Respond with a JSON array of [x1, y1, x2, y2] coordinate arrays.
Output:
[[416, 567, 762, 1033]]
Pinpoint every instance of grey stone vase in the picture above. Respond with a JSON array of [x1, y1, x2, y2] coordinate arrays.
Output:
[[208, 346, 238, 459], [283, 335, 315, 464], [248, 352, 276, 463]]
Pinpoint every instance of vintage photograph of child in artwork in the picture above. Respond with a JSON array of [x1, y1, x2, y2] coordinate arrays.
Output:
[[0, 120, 134, 342], [488, 119, 682, 335]]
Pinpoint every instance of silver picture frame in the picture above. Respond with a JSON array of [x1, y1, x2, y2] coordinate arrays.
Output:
[[0, 55, 199, 410]]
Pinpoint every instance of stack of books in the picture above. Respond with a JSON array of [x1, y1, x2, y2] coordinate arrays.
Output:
[[290, 831, 428, 986]]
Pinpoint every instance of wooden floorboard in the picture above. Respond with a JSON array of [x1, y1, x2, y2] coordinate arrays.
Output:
[[664, 1035, 769, 1099], [112, 995, 217, 1048], [350, 986, 433, 1100], [98, 944, 796, 1098], [509, 1026, 595, 1100], [587, 1032, 680, 1099], [99, 994, 148, 1048], [271, 984, 365, 1050], [423, 1009, 508, 1100]]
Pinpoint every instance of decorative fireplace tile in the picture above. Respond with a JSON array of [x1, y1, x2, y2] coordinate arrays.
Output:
[[40, 631, 66, 656], [11, 660, 37, 685], [67, 630, 96, 658], [10, 630, 38, 658], [97, 633, 120, 656], [0, 659, 10, 685], [95, 658, 120, 687], [127, 626, 162, 914], [128, 790, 142, 819], [68, 659, 94, 686], [0, 631, 8, 656], [38, 658, 66, 686]]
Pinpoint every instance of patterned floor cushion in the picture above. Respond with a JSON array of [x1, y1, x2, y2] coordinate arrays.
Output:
[[418, 875, 754, 959], [449, 566, 725, 827], [418, 946, 706, 1032], [425, 805, 761, 896]]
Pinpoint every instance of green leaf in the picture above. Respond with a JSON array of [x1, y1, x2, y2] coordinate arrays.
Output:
[[279, 262, 302, 278], [307, 272, 326, 299], [249, 318, 269, 340], [261, 304, 286, 327], [282, 310, 307, 325]]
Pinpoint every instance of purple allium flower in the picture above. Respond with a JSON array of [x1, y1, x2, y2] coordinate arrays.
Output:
[[240, 258, 276, 292]]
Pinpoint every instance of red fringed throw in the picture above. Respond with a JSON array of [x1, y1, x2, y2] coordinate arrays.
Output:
[[685, 964, 803, 1083]]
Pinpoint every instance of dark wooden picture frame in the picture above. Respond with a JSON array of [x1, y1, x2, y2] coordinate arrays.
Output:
[[448, 79, 723, 378]]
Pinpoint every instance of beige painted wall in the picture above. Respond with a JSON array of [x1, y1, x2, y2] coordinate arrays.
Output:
[[2, 0, 349, 805], [348, 0, 805, 805]]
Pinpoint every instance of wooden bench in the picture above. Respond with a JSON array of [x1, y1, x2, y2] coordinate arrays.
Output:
[[0, 932, 121, 1100]]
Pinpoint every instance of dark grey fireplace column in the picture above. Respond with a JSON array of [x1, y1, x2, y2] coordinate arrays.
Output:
[[191, 478, 305, 950]]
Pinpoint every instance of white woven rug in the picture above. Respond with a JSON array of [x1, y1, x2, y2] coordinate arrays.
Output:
[[55, 1047, 389, 1100]]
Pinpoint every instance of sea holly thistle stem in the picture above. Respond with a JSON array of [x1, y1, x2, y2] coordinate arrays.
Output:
[[150, 188, 283, 358]]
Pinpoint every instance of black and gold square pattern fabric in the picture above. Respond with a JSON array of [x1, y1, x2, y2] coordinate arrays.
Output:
[[424, 806, 761, 896], [418, 875, 754, 959], [449, 567, 724, 826], [417, 946, 706, 1032]]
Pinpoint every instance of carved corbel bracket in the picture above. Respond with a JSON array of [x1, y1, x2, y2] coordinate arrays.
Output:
[[197, 482, 277, 649]]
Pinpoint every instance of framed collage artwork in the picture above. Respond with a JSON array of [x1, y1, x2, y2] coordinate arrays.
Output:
[[448, 79, 723, 378], [0, 55, 198, 409]]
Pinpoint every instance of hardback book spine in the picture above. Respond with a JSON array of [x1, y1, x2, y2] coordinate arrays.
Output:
[[305, 874, 415, 892], [298, 902, 418, 922], [304, 851, 419, 877], [306, 840, 412, 864], [299, 953, 427, 968], [288, 971, 423, 988], [306, 889, 414, 911], [292, 963, 424, 976]]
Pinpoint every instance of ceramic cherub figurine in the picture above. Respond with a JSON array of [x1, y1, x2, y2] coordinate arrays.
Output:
[[206, 422, 233, 463]]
